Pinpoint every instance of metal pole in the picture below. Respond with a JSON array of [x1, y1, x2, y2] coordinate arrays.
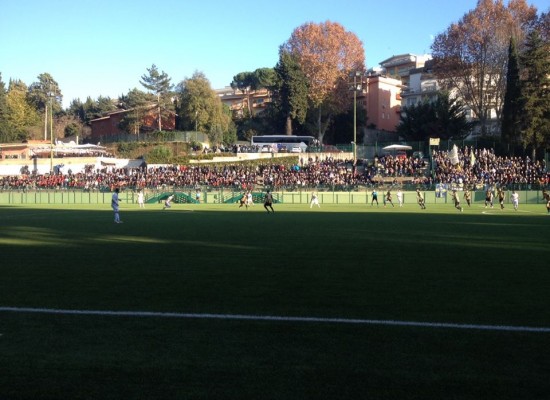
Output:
[[44, 104, 48, 140], [49, 90, 54, 174], [353, 73, 357, 165]]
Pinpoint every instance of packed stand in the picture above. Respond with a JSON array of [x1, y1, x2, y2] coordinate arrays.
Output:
[[0, 158, 378, 191], [1, 148, 548, 191], [432, 146, 549, 189]]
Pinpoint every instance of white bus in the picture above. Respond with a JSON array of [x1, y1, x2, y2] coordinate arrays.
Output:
[[250, 135, 315, 153]]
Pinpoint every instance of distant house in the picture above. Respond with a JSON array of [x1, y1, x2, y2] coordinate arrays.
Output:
[[90, 106, 176, 141], [379, 53, 432, 88], [215, 87, 271, 118], [363, 74, 404, 132], [400, 59, 439, 108]]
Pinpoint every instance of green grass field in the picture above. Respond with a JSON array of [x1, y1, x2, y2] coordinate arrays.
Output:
[[1, 202, 549, 399]]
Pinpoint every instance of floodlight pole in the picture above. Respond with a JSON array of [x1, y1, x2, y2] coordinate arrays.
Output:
[[49, 84, 54, 174], [350, 71, 363, 163], [353, 81, 357, 163]]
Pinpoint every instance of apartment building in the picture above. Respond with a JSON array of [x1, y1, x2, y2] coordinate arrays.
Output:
[[400, 59, 439, 108], [379, 53, 432, 88], [362, 74, 404, 132], [216, 87, 271, 118]]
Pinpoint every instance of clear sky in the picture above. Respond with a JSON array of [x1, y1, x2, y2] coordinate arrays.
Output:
[[1, 0, 549, 108]]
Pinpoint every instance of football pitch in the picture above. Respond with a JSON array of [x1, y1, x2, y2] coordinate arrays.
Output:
[[1, 202, 549, 399]]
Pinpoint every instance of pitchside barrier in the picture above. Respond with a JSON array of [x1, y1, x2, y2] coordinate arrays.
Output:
[[0, 189, 548, 206]]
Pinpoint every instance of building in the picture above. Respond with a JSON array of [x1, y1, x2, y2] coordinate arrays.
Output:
[[90, 106, 176, 142], [378, 53, 432, 88], [216, 87, 271, 118], [362, 74, 404, 132], [400, 59, 439, 108]]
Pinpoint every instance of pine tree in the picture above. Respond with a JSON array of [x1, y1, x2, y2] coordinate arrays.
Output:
[[501, 37, 523, 150], [520, 29, 550, 159], [140, 64, 173, 131]]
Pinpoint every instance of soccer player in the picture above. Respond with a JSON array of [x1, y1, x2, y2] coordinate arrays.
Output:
[[463, 188, 472, 207], [416, 189, 426, 209], [310, 192, 320, 208], [264, 190, 274, 213], [137, 190, 145, 208], [485, 188, 494, 208], [396, 189, 403, 207], [510, 191, 519, 211], [239, 192, 248, 209], [451, 190, 463, 212], [384, 190, 394, 207], [163, 194, 174, 210], [247, 191, 254, 207], [112, 188, 123, 223], [497, 187, 506, 210], [371, 189, 379, 206], [543, 190, 550, 214]]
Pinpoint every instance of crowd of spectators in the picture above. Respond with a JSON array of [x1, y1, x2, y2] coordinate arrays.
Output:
[[433, 146, 549, 189], [0, 146, 548, 191], [0, 158, 377, 191]]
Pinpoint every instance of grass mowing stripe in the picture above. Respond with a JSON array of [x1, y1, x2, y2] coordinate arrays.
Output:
[[2, 306, 549, 333]]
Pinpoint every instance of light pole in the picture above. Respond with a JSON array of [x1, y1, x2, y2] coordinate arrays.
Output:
[[349, 71, 363, 163], [49, 84, 54, 174], [195, 110, 198, 142]]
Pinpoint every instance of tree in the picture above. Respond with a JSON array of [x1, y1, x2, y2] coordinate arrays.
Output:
[[397, 92, 472, 140], [282, 21, 365, 143], [431, 0, 537, 135], [0, 73, 8, 141], [176, 71, 236, 146], [519, 28, 550, 158], [536, 11, 550, 41], [27, 73, 62, 114], [86, 96, 117, 121], [4, 79, 40, 141], [118, 88, 155, 136], [230, 72, 255, 117], [140, 64, 173, 131], [501, 36, 523, 149], [64, 122, 80, 138], [432, 92, 474, 140], [27, 73, 62, 140], [252, 68, 277, 91], [397, 101, 435, 141], [67, 99, 86, 122], [273, 49, 309, 135]]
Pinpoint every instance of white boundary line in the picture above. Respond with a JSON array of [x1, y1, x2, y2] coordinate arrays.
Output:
[[1, 306, 549, 333]]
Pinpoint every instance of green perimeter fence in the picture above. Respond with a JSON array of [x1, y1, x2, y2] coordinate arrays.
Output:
[[1, 189, 548, 206]]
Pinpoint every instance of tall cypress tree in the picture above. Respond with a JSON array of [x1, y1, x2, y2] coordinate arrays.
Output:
[[501, 37, 523, 151], [520, 29, 550, 159], [274, 50, 309, 135], [0, 73, 8, 141]]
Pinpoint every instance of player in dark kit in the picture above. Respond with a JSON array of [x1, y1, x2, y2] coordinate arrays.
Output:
[[384, 190, 394, 207], [371, 189, 379, 206], [497, 187, 506, 210], [543, 190, 550, 214], [239, 192, 248, 209], [451, 190, 463, 212], [463, 188, 472, 207], [264, 190, 274, 213]]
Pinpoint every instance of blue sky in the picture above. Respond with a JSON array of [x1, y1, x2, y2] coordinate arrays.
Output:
[[2, 0, 549, 108]]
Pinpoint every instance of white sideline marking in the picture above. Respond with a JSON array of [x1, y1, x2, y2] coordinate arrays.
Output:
[[1, 306, 549, 333]]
